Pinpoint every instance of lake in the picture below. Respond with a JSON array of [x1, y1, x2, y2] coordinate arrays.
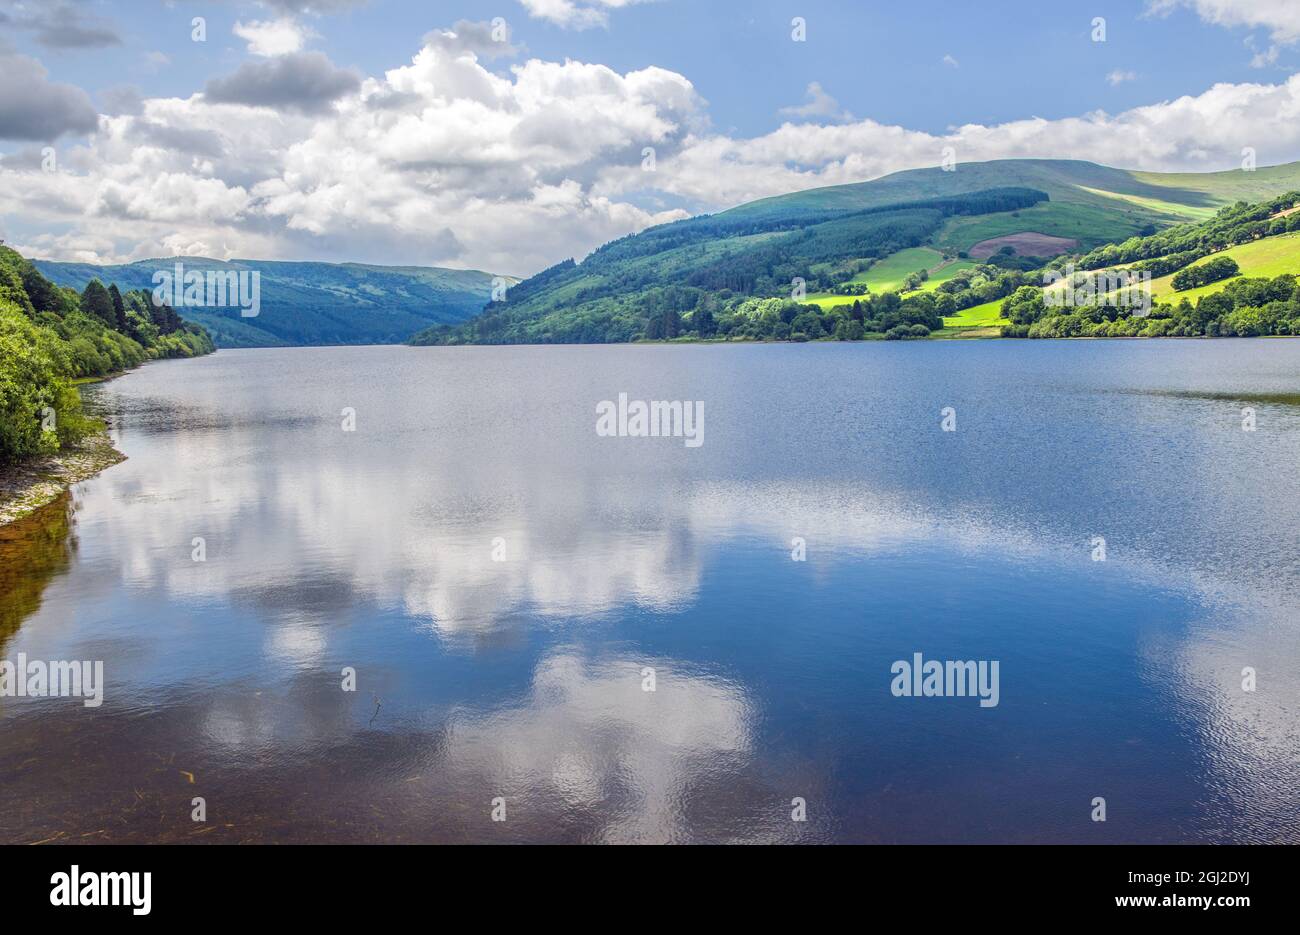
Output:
[[2, 341, 1298, 843]]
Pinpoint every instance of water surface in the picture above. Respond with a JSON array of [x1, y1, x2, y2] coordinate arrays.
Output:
[[2, 341, 1298, 843]]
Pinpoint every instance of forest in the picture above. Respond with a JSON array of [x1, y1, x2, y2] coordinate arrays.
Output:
[[410, 188, 1047, 345], [0, 244, 214, 463]]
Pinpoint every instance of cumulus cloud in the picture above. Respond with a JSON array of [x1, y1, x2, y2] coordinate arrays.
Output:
[[422, 19, 521, 59], [233, 18, 316, 57], [518, 0, 655, 30], [98, 86, 144, 117], [1148, 0, 1300, 44], [1107, 69, 1139, 85], [6, 25, 1300, 274], [258, 0, 368, 12], [777, 82, 853, 123], [0, 50, 100, 140], [596, 73, 1300, 210], [0, 0, 121, 49], [203, 52, 361, 114], [0, 37, 699, 270]]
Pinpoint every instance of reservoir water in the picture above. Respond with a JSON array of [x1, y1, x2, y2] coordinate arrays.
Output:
[[2, 341, 1298, 843]]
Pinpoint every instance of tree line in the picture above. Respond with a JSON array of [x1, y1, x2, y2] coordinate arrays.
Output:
[[1, 244, 214, 463]]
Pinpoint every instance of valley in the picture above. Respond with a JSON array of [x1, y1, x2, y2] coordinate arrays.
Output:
[[35, 257, 511, 348]]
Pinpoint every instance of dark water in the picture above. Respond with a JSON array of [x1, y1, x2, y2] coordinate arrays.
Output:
[[2, 341, 1299, 844]]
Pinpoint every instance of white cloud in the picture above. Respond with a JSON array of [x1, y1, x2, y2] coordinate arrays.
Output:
[[595, 74, 1300, 211], [1251, 45, 1281, 68], [1148, 0, 1300, 44], [423, 19, 521, 59], [0, 35, 699, 270], [518, 0, 655, 30], [777, 82, 853, 122], [6, 27, 1300, 274], [232, 17, 315, 57], [1107, 69, 1138, 85], [942, 54, 960, 68]]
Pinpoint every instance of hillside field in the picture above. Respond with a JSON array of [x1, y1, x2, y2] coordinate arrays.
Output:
[[942, 226, 1300, 331], [1147, 230, 1300, 304], [936, 201, 1155, 254], [805, 247, 980, 309]]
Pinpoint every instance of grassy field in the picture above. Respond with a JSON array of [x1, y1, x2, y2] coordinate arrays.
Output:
[[805, 246, 979, 308], [931, 325, 1003, 339], [1076, 186, 1215, 221], [916, 256, 980, 289], [804, 243, 1007, 323], [809, 210, 1300, 329], [854, 247, 979, 291], [1132, 162, 1300, 206], [936, 201, 1158, 254], [803, 292, 865, 310], [855, 246, 937, 288], [942, 298, 1008, 329], [1146, 230, 1300, 304], [931, 229, 1300, 330]]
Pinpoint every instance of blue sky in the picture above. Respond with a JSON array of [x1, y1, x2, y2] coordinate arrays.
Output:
[[2, 0, 1299, 271], [11, 1, 1298, 137]]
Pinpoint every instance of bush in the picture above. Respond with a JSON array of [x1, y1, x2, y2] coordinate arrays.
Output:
[[0, 301, 92, 463], [0, 246, 218, 466], [1172, 256, 1240, 291]]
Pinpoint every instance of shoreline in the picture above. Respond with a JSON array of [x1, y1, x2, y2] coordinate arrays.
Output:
[[0, 371, 127, 530], [407, 331, 1299, 348], [0, 429, 126, 529]]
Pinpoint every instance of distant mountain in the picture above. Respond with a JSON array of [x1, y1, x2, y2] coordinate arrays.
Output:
[[34, 257, 513, 348], [410, 158, 1300, 346]]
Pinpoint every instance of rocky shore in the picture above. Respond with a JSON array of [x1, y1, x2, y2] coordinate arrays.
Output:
[[0, 430, 125, 528]]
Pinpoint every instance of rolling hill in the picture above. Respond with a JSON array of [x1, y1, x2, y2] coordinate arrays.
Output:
[[720, 159, 1300, 250], [953, 201, 1300, 331], [35, 257, 511, 348], [412, 158, 1300, 346]]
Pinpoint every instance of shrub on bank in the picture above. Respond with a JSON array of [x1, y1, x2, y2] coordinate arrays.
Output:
[[0, 300, 95, 463]]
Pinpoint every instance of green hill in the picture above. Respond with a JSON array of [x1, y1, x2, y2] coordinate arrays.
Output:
[[1146, 230, 1300, 303], [729, 159, 1207, 220], [947, 206, 1300, 333], [412, 158, 1300, 346], [35, 257, 510, 348]]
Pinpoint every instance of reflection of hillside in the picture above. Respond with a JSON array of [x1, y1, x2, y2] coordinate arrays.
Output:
[[0, 494, 77, 650]]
